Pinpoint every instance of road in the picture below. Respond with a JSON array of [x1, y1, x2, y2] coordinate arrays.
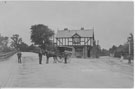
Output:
[[0, 52, 133, 88]]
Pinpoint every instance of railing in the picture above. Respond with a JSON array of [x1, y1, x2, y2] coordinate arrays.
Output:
[[0, 51, 17, 59]]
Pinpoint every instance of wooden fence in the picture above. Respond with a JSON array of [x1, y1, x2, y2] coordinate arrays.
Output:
[[0, 51, 17, 60]]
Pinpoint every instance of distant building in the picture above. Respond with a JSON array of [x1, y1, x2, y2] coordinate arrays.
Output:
[[55, 28, 95, 58]]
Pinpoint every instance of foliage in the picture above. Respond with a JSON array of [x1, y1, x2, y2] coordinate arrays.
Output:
[[27, 44, 41, 53], [108, 33, 134, 59], [10, 34, 22, 50], [0, 34, 9, 51], [28, 44, 35, 51], [100, 49, 109, 56], [1, 47, 12, 52], [18, 42, 29, 52], [109, 45, 117, 54], [28, 44, 37, 52], [30, 24, 54, 50], [90, 41, 101, 58]]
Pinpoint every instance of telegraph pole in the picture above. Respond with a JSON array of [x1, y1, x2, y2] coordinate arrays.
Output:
[[128, 36, 131, 64]]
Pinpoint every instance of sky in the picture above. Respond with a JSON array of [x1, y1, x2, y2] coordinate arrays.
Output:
[[0, 1, 133, 49]]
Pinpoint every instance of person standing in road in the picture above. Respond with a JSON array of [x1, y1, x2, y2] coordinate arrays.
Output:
[[17, 50, 22, 63], [38, 49, 43, 64], [120, 54, 124, 62]]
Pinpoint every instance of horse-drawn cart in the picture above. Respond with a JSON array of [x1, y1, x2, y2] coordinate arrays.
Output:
[[39, 46, 73, 64], [57, 46, 73, 63]]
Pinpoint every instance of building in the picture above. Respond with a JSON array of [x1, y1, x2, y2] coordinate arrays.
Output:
[[55, 28, 95, 58]]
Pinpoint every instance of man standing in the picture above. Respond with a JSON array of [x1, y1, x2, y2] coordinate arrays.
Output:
[[120, 54, 124, 62], [38, 50, 43, 64], [17, 51, 22, 63]]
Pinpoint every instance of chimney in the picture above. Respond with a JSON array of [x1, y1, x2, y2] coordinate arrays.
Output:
[[81, 27, 84, 30], [64, 28, 68, 31]]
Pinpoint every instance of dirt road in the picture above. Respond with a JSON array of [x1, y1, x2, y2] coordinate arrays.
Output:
[[0, 52, 133, 88]]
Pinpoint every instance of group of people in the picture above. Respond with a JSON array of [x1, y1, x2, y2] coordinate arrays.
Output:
[[16, 49, 68, 64]]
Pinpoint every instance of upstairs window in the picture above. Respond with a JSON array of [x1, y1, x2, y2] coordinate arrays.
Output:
[[72, 33, 81, 44]]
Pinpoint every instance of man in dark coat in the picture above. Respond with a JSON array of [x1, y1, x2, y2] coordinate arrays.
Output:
[[38, 50, 43, 64], [17, 51, 22, 63]]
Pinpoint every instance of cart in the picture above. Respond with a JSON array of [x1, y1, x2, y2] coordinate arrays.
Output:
[[57, 46, 73, 63]]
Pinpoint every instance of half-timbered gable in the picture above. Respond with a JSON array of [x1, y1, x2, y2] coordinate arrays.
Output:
[[56, 28, 95, 58]]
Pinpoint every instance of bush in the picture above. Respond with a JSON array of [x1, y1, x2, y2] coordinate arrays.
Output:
[[2, 47, 12, 52]]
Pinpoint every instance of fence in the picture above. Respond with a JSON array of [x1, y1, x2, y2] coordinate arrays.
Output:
[[0, 50, 17, 60]]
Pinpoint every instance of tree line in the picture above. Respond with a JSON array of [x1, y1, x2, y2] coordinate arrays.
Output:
[[0, 24, 134, 60], [98, 33, 134, 60], [0, 33, 33, 52], [0, 24, 54, 53]]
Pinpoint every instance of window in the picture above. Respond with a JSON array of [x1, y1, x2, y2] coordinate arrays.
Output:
[[73, 37, 80, 44], [72, 33, 81, 44]]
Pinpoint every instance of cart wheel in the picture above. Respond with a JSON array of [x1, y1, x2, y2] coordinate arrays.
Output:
[[57, 56, 64, 63]]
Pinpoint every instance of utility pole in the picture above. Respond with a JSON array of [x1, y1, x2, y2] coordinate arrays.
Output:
[[96, 40, 100, 58], [128, 36, 131, 64]]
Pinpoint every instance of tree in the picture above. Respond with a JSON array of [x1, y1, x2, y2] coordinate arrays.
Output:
[[114, 45, 127, 58], [100, 49, 109, 56], [30, 24, 54, 50], [28, 44, 37, 52], [11, 34, 22, 50], [109, 45, 117, 56], [0, 35, 8, 47], [0, 34, 9, 51], [28, 44, 35, 51], [18, 42, 29, 52], [90, 40, 101, 58]]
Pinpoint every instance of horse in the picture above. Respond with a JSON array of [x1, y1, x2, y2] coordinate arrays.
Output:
[[43, 50, 59, 64]]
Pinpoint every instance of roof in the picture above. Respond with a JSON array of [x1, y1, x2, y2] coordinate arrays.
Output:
[[56, 29, 94, 38]]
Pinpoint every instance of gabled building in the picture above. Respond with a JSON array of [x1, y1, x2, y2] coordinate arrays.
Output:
[[56, 28, 95, 58]]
